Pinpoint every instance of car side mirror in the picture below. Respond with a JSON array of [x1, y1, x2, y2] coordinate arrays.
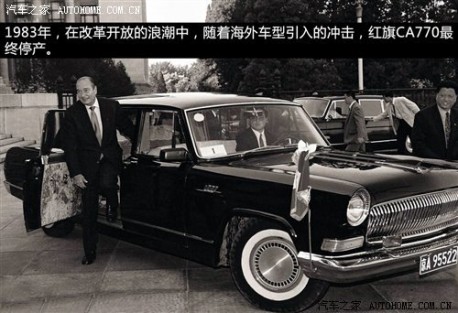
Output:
[[325, 116, 332, 122], [160, 147, 189, 162], [336, 107, 342, 115]]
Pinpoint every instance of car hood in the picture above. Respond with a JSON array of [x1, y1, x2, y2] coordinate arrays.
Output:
[[226, 149, 458, 204]]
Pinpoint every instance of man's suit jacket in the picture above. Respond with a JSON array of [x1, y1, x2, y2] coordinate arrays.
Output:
[[343, 102, 368, 144], [411, 105, 458, 160], [235, 128, 274, 151], [373, 97, 420, 134], [61, 98, 134, 181], [205, 110, 222, 140]]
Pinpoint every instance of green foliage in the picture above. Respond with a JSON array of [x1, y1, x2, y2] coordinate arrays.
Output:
[[188, 59, 221, 91], [149, 67, 167, 93], [206, 0, 237, 22], [13, 59, 136, 96], [149, 60, 220, 93], [206, 0, 456, 95]]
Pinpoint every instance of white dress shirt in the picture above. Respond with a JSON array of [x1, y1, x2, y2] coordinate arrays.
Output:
[[251, 128, 266, 147]]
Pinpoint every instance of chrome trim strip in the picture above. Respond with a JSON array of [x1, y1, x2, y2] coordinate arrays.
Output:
[[122, 217, 186, 237], [316, 228, 458, 261], [120, 217, 214, 245], [3, 180, 23, 191], [298, 230, 458, 283]]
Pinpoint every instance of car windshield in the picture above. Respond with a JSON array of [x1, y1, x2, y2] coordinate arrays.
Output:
[[293, 98, 329, 117], [186, 104, 328, 159]]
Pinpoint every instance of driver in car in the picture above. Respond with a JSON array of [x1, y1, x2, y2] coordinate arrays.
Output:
[[236, 107, 275, 151]]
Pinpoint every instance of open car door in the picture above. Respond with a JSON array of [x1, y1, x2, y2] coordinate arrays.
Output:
[[23, 110, 82, 232]]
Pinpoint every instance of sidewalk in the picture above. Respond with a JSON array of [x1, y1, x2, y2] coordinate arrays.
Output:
[[1, 170, 457, 313]]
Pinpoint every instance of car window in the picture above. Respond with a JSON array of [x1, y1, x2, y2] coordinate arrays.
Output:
[[187, 104, 328, 158], [359, 99, 383, 117], [293, 98, 328, 117], [117, 108, 138, 160], [137, 110, 187, 158], [326, 100, 348, 119]]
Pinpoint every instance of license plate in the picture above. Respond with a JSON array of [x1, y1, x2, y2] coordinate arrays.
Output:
[[419, 245, 458, 275]]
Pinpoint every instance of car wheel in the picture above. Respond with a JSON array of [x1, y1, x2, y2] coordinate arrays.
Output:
[[42, 219, 75, 238], [230, 219, 329, 312]]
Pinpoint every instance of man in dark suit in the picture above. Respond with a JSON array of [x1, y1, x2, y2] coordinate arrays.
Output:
[[343, 91, 368, 152], [236, 107, 274, 151], [61, 76, 134, 265], [205, 109, 222, 140], [412, 81, 458, 160]]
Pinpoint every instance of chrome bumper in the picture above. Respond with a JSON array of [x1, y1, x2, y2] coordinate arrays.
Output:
[[298, 229, 458, 283]]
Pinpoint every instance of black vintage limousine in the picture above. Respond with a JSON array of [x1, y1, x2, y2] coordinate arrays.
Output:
[[4, 93, 458, 312]]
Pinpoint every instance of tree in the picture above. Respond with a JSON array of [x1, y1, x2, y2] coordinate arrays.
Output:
[[149, 68, 167, 93], [149, 60, 220, 92], [206, 0, 237, 22], [13, 58, 136, 96], [206, 0, 455, 95], [230, 0, 327, 22], [188, 59, 220, 91]]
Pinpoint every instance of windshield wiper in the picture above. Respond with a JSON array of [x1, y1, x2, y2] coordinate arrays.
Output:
[[241, 145, 289, 158]]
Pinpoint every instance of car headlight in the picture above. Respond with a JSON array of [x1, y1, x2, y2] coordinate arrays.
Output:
[[346, 188, 371, 226]]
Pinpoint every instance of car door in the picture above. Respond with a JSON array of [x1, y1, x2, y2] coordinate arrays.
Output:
[[120, 109, 190, 252], [359, 98, 396, 152], [324, 99, 348, 149], [22, 107, 139, 232], [22, 110, 82, 232]]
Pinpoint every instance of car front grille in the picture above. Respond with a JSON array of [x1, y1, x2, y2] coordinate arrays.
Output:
[[367, 188, 458, 243]]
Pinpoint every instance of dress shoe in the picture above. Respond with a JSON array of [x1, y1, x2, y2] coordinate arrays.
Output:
[[106, 206, 116, 222], [82, 252, 96, 265]]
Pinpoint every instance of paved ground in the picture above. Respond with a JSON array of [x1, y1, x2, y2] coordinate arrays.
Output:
[[1, 170, 457, 313]]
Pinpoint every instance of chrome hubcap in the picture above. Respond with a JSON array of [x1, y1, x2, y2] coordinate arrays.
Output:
[[251, 239, 301, 292]]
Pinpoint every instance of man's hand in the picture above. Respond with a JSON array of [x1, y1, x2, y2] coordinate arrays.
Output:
[[356, 137, 365, 144], [73, 174, 88, 189]]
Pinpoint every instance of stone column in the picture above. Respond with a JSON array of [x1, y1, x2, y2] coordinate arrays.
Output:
[[0, 58, 13, 93], [32, 0, 43, 22], [0, 3, 9, 87]]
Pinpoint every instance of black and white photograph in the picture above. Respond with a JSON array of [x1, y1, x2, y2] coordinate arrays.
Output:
[[0, 0, 457, 312]]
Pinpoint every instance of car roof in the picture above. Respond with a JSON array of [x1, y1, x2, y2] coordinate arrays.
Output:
[[294, 95, 383, 101], [115, 92, 294, 110]]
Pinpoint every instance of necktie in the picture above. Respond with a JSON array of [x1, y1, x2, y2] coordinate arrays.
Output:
[[90, 106, 102, 145], [445, 111, 451, 147], [259, 133, 265, 147]]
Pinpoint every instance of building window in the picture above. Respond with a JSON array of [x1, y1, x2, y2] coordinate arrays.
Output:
[[48, 0, 65, 22], [80, 6, 100, 23]]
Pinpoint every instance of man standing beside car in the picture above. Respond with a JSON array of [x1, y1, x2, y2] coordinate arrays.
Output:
[[411, 80, 458, 160], [372, 92, 420, 154], [61, 76, 134, 265], [343, 91, 368, 152]]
